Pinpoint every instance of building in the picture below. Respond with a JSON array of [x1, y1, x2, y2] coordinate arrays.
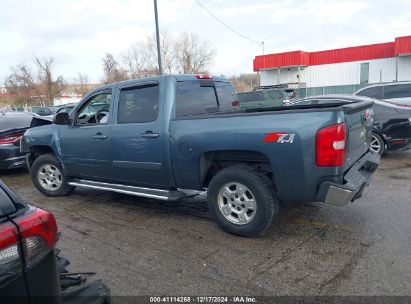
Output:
[[253, 35, 411, 95]]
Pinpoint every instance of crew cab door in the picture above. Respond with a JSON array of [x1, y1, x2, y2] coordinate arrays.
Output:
[[110, 81, 169, 188], [59, 89, 113, 180]]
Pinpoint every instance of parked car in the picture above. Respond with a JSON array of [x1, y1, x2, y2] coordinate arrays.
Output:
[[289, 95, 411, 155], [238, 88, 297, 109], [56, 103, 77, 114], [0, 180, 61, 303], [0, 180, 111, 303], [0, 112, 35, 170], [355, 81, 411, 106], [31, 107, 54, 116], [21, 74, 379, 237]]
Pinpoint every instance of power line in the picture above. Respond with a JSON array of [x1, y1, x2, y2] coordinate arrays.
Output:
[[194, 0, 263, 47]]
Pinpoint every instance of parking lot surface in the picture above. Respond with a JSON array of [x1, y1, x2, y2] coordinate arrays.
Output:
[[1, 151, 410, 298]]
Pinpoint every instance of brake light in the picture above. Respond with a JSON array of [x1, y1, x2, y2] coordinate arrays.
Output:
[[316, 123, 346, 167], [195, 74, 212, 79], [0, 208, 57, 278], [0, 131, 24, 145], [231, 100, 240, 108], [0, 222, 21, 284]]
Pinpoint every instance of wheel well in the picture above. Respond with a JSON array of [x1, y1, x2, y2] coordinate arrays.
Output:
[[199, 150, 275, 188], [27, 146, 55, 168]]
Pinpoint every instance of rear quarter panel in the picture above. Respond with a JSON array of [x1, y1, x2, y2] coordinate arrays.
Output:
[[170, 109, 346, 202]]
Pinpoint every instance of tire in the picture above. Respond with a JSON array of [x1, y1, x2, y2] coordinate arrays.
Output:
[[30, 153, 74, 196], [370, 132, 385, 155], [207, 165, 279, 237]]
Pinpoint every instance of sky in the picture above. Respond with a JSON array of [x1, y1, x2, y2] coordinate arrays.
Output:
[[1, 0, 411, 84]]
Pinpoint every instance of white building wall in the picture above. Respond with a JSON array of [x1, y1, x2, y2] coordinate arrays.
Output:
[[260, 56, 411, 87], [398, 56, 411, 81]]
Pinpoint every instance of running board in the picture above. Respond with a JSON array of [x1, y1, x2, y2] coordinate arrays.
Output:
[[67, 179, 200, 201]]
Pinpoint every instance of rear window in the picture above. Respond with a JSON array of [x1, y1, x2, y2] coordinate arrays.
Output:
[[383, 84, 411, 99], [215, 82, 238, 111], [175, 80, 237, 117], [356, 86, 383, 99]]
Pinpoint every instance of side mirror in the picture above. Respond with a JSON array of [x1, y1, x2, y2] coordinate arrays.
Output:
[[53, 112, 70, 125]]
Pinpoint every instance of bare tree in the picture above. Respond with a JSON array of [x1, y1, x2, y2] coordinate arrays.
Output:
[[35, 57, 65, 104], [73, 73, 92, 96], [146, 31, 176, 74], [229, 74, 259, 92], [118, 31, 216, 79], [121, 44, 151, 78], [5, 64, 41, 105], [174, 32, 215, 74], [102, 53, 128, 84]]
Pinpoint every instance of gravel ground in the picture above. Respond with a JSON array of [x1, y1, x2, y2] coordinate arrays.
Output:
[[1, 151, 410, 300]]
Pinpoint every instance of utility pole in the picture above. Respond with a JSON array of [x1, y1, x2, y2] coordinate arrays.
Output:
[[154, 0, 163, 75]]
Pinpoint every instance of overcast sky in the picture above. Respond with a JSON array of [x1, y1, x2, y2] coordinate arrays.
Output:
[[1, 0, 411, 84]]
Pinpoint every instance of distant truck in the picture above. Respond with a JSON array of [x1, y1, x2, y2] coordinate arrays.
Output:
[[21, 74, 379, 236]]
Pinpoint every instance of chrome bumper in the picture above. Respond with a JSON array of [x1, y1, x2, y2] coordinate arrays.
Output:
[[317, 152, 380, 206]]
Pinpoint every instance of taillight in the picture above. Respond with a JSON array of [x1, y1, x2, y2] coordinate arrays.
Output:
[[195, 74, 212, 79], [231, 100, 240, 108], [0, 221, 21, 284], [0, 131, 25, 145], [316, 123, 346, 167], [0, 208, 57, 279]]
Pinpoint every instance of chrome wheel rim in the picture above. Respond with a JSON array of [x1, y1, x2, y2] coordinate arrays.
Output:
[[37, 164, 62, 191], [217, 182, 257, 225], [370, 135, 381, 154]]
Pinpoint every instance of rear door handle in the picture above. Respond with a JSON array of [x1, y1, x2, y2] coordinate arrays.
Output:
[[93, 133, 107, 139], [141, 131, 159, 139]]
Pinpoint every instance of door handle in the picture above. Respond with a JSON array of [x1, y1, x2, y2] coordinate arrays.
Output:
[[93, 133, 107, 139], [141, 131, 159, 139]]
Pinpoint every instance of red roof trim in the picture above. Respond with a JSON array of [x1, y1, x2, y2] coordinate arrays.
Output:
[[254, 35, 411, 71]]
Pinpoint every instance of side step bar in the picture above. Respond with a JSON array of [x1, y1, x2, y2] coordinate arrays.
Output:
[[67, 179, 200, 201]]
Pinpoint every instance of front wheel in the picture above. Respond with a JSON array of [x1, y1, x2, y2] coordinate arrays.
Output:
[[30, 153, 74, 196], [207, 165, 279, 237]]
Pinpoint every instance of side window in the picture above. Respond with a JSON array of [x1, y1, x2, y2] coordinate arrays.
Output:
[[267, 90, 283, 100], [252, 92, 264, 101], [356, 87, 383, 99], [76, 93, 111, 125], [175, 81, 218, 117], [238, 92, 263, 102], [118, 84, 159, 124], [383, 84, 411, 99]]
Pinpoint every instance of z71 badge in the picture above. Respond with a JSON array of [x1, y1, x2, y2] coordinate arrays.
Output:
[[263, 132, 295, 143]]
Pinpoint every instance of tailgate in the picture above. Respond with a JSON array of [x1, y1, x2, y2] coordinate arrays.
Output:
[[342, 100, 375, 170]]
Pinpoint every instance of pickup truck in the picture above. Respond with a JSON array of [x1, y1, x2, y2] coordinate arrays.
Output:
[[21, 74, 380, 237]]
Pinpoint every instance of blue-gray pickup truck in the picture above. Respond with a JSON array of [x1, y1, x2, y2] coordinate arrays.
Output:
[[21, 74, 380, 236]]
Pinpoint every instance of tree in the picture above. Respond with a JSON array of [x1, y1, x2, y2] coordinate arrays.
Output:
[[229, 74, 259, 92], [174, 32, 215, 74], [5, 63, 37, 104], [117, 31, 216, 79], [102, 53, 128, 84], [73, 73, 92, 96], [35, 57, 65, 103]]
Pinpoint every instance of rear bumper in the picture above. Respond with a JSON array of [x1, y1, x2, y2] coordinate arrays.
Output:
[[317, 152, 380, 206], [0, 145, 26, 170]]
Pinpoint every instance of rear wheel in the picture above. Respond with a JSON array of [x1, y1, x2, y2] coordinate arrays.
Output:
[[207, 165, 279, 237], [370, 132, 385, 155], [31, 153, 74, 196]]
